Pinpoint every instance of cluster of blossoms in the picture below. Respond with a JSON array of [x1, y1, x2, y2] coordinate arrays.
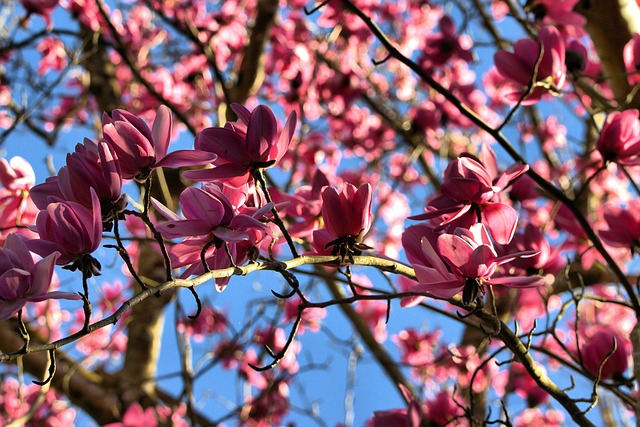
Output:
[[5, 0, 640, 425], [402, 145, 545, 307]]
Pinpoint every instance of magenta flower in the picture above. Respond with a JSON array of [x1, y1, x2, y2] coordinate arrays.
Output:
[[406, 224, 544, 306], [183, 104, 297, 187], [31, 139, 124, 227], [0, 157, 39, 244], [154, 184, 271, 244], [102, 105, 216, 181], [153, 183, 272, 291], [494, 26, 566, 105], [421, 15, 474, 67], [411, 145, 527, 244], [624, 33, 640, 85], [0, 233, 80, 321], [28, 188, 102, 274], [599, 201, 640, 249], [582, 329, 629, 380], [595, 109, 640, 165], [312, 183, 373, 260]]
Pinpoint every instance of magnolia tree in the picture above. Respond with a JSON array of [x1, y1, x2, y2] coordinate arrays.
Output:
[[1, 0, 640, 425]]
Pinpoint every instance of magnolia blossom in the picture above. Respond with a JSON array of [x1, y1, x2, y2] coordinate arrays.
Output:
[[184, 104, 297, 187], [599, 200, 640, 249], [0, 157, 39, 243], [404, 224, 544, 306], [154, 183, 272, 291], [28, 188, 102, 273], [595, 109, 640, 165], [421, 15, 474, 66], [31, 139, 124, 223], [312, 183, 373, 260], [411, 145, 527, 244], [0, 234, 79, 321], [624, 33, 640, 86], [102, 105, 216, 181], [582, 329, 630, 380], [494, 26, 566, 105]]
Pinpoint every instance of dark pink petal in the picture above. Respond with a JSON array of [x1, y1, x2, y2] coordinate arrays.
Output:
[[441, 177, 482, 201], [246, 105, 278, 160], [29, 177, 63, 210], [152, 105, 172, 160], [155, 149, 217, 169], [182, 164, 250, 185], [321, 186, 345, 238], [494, 50, 531, 86], [29, 251, 60, 297], [195, 127, 249, 164], [230, 103, 251, 126], [0, 269, 30, 299]]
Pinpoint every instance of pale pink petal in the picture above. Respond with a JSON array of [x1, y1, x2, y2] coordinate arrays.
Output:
[[481, 202, 518, 245]]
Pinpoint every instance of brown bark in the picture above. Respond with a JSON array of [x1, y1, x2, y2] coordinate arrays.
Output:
[[575, 0, 640, 107]]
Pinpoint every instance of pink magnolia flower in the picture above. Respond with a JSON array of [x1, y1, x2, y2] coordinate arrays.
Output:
[[36, 37, 67, 75], [411, 145, 528, 244], [582, 329, 630, 380], [529, 0, 586, 34], [624, 33, 640, 85], [184, 104, 297, 187], [421, 15, 474, 67], [0, 157, 39, 244], [31, 139, 124, 225], [406, 224, 544, 306], [0, 233, 79, 321], [102, 105, 216, 181], [599, 200, 640, 249], [28, 188, 102, 274], [20, 0, 58, 28], [595, 109, 640, 165], [153, 183, 272, 291], [312, 183, 373, 260], [494, 26, 566, 105]]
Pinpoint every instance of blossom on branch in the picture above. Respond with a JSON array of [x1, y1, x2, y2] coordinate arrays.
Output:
[[28, 188, 103, 276], [595, 109, 640, 165], [153, 183, 272, 290], [102, 105, 216, 181], [0, 233, 79, 322], [403, 224, 544, 306], [410, 144, 527, 244], [184, 104, 297, 187], [312, 182, 373, 261], [494, 26, 566, 105]]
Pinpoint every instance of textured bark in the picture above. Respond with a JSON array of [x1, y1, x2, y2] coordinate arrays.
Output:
[[576, 0, 640, 107], [225, 0, 279, 121], [0, 320, 122, 425], [79, 29, 122, 114]]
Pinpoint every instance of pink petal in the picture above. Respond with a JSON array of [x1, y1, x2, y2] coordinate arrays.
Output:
[[152, 105, 173, 160], [195, 127, 250, 164], [247, 105, 278, 160], [481, 202, 518, 244], [155, 149, 217, 169]]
